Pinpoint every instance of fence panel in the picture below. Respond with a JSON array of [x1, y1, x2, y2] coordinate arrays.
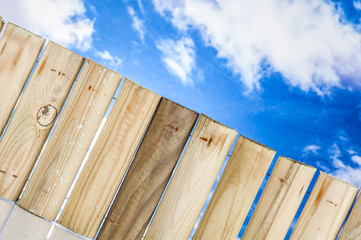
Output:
[[19, 60, 122, 220], [193, 136, 275, 240], [0, 42, 84, 201], [97, 98, 198, 240], [242, 157, 316, 239], [290, 172, 358, 239], [58, 79, 160, 238], [144, 115, 237, 240], [0, 198, 13, 232], [339, 192, 361, 240], [0, 23, 44, 135]]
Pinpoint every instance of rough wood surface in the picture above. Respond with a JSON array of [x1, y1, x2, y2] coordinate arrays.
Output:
[[48, 225, 84, 240], [192, 136, 276, 240], [0, 198, 13, 231], [0, 42, 84, 201], [338, 193, 361, 240], [144, 115, 237, 240], [19, 60, 122, 220], [0, 206, 52, 240], [58, 79, 160, 238], [97, 98, 198, 240], [0, 23, 44, 135], [242, 157, 316, 240], [290, 172, 359, 239]]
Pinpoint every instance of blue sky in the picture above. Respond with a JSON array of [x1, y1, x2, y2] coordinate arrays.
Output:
[[2, 0, 361, 238]]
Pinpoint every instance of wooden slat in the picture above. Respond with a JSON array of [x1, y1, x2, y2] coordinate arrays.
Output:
[[242, 157, 316, 239], [144, 115, 237, 240], [290, 172, 359, 239], [192, 136, 275, 240], [0, 42, 84, 201], [0, 23, 45, 134], [97, 98, 198, 240], [0, 206, 52, 240], [0, 198, 13, 231], [339, 194, 361, 240], [48, 225, 84, 240], [19, 60, 122, 220], [58, 79, 160, 238], [0, 19, 3, 32]]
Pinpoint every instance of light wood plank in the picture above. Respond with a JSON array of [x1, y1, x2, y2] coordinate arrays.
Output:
[[19, 60, 122, 220], [0, 41, 84, 201], [58, 79, 160, 238], [97, 98, 198, 240], [0, 23, 45, 134], [290, 172, 359, 239], [192, 136, 275, 240], [144, 115, 237, 240], [0, 206, 52, 240], [0, 198, 13, 231], [337, 193, 361, 240], [48, 225, 84, 240], [242, 157, 316, 240]]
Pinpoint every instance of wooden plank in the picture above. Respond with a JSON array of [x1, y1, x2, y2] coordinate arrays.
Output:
[[242, 157, 316, 239], [97, 98, 198, 240], [192, 136, 275, 240], [290, 172, 359, 239], [48, 225, 84, 240], [19, 60, 122, 220], [0, 198, 13, 231], [0, 206, 52, 240], [144, 115, 237, 240], [58, 79, 161, 238], [337, 194, 361, 239], [0, 23, 45, 135], [0, 19, 3, 32], [0, 41, 84, 201]]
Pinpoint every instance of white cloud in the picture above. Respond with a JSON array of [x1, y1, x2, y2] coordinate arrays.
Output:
[[127, 7, 146, 42], [354, 1, 361, 10], [153, 0, 361, 95], [0, 0, 94, 51], [303, 144, 321, 154], [94, 50, 122, 69], [156, 37, 196, 85]]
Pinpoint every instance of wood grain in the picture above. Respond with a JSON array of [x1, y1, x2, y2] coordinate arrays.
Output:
[[58, 79, 160, 238], [0, 198, 13, 231], [0, 42, 84, 201], [19, 60, 122, 220], [242, 156, 316, 240], [192, 136, 275, 240], [144, 115, 237, 240], [48, 225, 84, 240], [97, 98, 198, 240], [0, 23, 45, 134], [290, 172, 359, 240], [338, 193, 361, 240], [0, 206, 52, 240]]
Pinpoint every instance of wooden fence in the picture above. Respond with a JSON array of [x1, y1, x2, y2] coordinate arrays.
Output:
[[0, 18, 360, 240]]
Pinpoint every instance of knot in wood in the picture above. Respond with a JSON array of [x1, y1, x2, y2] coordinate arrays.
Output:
[[37, 105, 57, 126]]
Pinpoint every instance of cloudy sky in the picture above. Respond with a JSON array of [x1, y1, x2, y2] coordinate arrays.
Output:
[[1, 0, 361, 238]]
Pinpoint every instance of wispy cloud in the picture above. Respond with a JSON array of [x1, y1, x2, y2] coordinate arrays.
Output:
[[94, 50, 122, 69], [303, 144, 321, 155], [156, 37, 197, 85], [127, 7, 146, 42], [1, 0, 94, 51], [153, 0, 361, 95]]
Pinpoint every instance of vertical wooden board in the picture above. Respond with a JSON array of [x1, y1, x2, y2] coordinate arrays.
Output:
[[290, 172, 359, 239], [0, 206, 52, 240], [144, 115, 237, 240], [0, 198, 13, 231], [97, 98, 198, 240], [19, 60, 122, 220], [0, 19, 3, 32], [242, 157, 316, 240], [0, 23, 45, 135], [48, 225, 84, 240], [339, 194, 361, 240], [58, 79, 160, 238], [192, 136, 275, 240], [0, 42, 84, 202]]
